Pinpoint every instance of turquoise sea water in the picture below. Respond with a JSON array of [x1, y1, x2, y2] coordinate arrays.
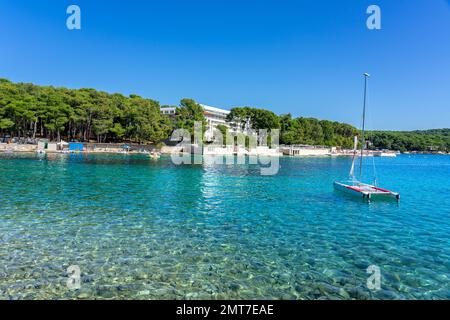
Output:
[[0, 153, 449, 300]]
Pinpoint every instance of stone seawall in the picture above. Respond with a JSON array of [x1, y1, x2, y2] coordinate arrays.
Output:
[[0, 143, 37, 152]]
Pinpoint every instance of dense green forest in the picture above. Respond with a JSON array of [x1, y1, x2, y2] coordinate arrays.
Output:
[[0, 78, 173, 143], [226, 108, 359, 148], [1, 79, 448, 151], [367, 130, 450, 152]]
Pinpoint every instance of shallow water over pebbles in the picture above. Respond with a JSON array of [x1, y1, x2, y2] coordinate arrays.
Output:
[[0, 153, 449, 299]]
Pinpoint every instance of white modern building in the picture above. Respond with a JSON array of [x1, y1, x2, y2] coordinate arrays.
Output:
[[200, 104, 230, 128], [160, 104, 233, 141], [160, 104, 280, 155], [200, 104, 231, 141], [160, 107, 177, 116]]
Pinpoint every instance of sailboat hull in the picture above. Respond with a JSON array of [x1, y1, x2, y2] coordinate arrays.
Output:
[[334, 181, 400, 201], [334, 73, 400, 202]]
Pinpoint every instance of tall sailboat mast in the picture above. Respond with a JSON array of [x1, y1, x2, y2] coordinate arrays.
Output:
[[334, 73, 400, 201], [359, 73, 370, 181]]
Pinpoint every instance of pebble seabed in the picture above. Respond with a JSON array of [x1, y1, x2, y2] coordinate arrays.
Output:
[[0, 153, 449, 299]]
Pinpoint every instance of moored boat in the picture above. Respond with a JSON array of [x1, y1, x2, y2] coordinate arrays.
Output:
[[334, 73, 400, 201], [373, 150, 397, 157], [334, 181, 399, 200]]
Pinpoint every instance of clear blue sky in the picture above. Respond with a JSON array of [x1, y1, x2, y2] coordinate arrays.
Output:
[[1, 0, 449, 130]]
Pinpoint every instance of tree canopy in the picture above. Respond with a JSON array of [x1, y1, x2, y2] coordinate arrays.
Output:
[[227, 107, 358, 148], [226, 107, 280, 131], [0, 79, 172, 143], [1, 78, 448, 152], [366, 130, 450, 152], [174, 98, 207, 137]]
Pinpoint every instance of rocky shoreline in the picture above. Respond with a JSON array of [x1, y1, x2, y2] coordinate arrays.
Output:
[[1, 143, 448, 156]]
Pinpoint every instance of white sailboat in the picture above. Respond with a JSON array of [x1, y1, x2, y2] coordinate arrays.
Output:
[[334, 73, 400, 201]]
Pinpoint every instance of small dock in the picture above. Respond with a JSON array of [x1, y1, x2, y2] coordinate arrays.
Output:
[[280, 145, 332, 156]]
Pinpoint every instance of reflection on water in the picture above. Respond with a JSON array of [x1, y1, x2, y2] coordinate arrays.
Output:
[[0, 153, 449, 300]]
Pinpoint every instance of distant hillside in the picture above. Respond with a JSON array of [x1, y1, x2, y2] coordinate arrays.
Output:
[[367, 129, 450, 152]]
